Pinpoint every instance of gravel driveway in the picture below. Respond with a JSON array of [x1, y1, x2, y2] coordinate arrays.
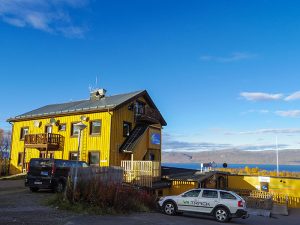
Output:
[[0, 179, 299, 225]]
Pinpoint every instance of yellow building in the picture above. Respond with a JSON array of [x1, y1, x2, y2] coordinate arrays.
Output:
[[7, 89, 167, 175]]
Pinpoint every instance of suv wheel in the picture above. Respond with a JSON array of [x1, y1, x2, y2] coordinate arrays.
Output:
[[30, 187, 39, 192], [163, 201, 177, 216], [214, 207, 229, 222], [54, 181, 65, 193]]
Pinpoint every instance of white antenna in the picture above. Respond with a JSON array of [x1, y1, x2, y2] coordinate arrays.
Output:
[[276, 136, 279, 176], [95, 76, 98, 89]]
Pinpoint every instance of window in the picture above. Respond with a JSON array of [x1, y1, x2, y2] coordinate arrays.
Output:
[[202, 190, 218, 198], [123, 121, 132, 137], [88, 152, 100, 166], [135, 101, 145, 115], [45, 125, 52, 133], [17, 152, 24, 166], [90, 120, 101, 135], [20, 127, 29, 140], [69, 152, 78, 161], [39, 152, 54, 159], [220, 191, 237, 200], [71, 122, 80, 136], [182, 190, 201, 198], [58, 124, 66, 131], [149, 153, 155, 161]]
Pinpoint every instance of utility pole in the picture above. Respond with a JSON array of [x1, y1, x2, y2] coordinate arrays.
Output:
[[276, 136, 279, 177]]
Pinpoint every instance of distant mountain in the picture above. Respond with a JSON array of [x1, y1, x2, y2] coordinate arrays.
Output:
[[162, 149, 300, 165]]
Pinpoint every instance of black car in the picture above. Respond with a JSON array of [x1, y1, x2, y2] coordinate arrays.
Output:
[[25, 158, 89, 192]]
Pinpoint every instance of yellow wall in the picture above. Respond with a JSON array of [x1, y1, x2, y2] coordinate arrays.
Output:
[[228, 175, 300, 197], [10, 111, 112, 174], [163, 180, 198, 196], [109, 97, 162, 165]]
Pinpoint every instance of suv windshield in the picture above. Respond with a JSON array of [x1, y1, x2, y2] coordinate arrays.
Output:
[[30, 159, 53, 168]]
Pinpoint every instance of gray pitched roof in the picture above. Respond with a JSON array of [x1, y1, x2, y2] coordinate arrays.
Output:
[[8, 90, 144, 121]]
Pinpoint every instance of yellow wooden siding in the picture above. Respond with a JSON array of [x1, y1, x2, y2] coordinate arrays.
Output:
[[10, 111, 112, 174], [109, 97, 163, 166], [109, 102, 135, 166], [163, 180, 198, 196]]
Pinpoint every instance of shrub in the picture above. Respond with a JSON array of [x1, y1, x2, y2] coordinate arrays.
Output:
[[56, 176, 156, 214]]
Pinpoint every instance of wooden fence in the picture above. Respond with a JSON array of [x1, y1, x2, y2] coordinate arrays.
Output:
[[121, 160, 161, 188], [234, 189, 300, 208], [69, 166, 123, 185]]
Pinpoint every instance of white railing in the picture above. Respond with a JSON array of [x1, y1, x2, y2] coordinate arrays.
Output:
[[121, 160, 161, 188]]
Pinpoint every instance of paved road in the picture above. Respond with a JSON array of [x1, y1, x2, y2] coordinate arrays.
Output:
[[0, 180, 299, 225]]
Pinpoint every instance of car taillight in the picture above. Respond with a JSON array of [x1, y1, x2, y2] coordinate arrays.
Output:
[[27, 163, 30, 172], [238, 200, 244, 207], [51, 164, 56, 175]]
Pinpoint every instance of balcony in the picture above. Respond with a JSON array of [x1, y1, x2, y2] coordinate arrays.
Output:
[[135, 106, 161, 125], [24, 133, 63, 150]]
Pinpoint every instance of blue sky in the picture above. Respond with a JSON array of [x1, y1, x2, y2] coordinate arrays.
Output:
[[1, 0, 300, 151]]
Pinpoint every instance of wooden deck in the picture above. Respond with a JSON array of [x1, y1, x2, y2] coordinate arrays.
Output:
[[24, 133, 63, 150]]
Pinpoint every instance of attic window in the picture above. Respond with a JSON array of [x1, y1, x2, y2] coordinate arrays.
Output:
[[135, 101, 145, 115]]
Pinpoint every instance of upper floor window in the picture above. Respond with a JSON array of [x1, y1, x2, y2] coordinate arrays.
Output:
[[123, 121, 132, 137], [58, 123, 66, 131], [135, 101, 145, 115], [90, 120, 101, 135], [71, 122, 80, 136], [20, 127, 29, 140]]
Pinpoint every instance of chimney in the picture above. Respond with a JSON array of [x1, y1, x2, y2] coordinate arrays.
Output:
[[90, 88, 107, 100]]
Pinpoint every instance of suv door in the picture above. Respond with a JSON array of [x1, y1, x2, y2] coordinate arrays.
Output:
[[200, 190, 220, 213], [177, 189, 201, 212], [219, 191, 238, 213]]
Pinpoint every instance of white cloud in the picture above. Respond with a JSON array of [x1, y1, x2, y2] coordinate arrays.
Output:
[[200, 52, 256, 63], [240, 92, 283, 101], [226, 128, 300, 135], [0, 0, 89, 38], [285, 91, 300, 101], [275, 110, 300, 118]]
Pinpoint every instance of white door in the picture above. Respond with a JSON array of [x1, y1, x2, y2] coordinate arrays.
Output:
[[177, 189, 201, 212], [46, 125, 52, 133]]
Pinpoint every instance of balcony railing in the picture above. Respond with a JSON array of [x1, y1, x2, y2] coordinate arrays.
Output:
[[24, 133, 63, 150], [135, 106, 161, 124]]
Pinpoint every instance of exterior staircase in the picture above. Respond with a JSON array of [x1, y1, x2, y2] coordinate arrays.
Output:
[[119, 124, 148, 153]]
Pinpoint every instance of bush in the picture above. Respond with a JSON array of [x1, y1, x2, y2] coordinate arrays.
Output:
[[52, 177, 157, 214]]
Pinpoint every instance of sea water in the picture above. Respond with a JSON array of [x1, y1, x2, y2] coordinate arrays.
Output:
[[162, 163, 300, 172]]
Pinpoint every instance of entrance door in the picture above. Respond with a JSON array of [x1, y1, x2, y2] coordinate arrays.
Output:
[[45, 125, 53, 133]]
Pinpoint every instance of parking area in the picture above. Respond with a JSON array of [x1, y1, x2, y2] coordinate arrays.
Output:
[[0, 179, 299, 225]]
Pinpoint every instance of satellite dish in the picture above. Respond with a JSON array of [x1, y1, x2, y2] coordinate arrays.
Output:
[[34, 120, 41, 128], [80, 115, 89, 121], [50, 118, 56, 125]]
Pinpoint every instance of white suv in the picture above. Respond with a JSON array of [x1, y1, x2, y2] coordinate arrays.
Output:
[[158, 188, 248, 223]]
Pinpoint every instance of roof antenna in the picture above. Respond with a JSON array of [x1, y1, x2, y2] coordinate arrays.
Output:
[[95, 76, 99, 89]]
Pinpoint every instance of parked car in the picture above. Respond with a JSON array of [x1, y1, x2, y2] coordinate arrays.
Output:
[[25, 158, 89, 193], [158, 188, 248, 223]]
